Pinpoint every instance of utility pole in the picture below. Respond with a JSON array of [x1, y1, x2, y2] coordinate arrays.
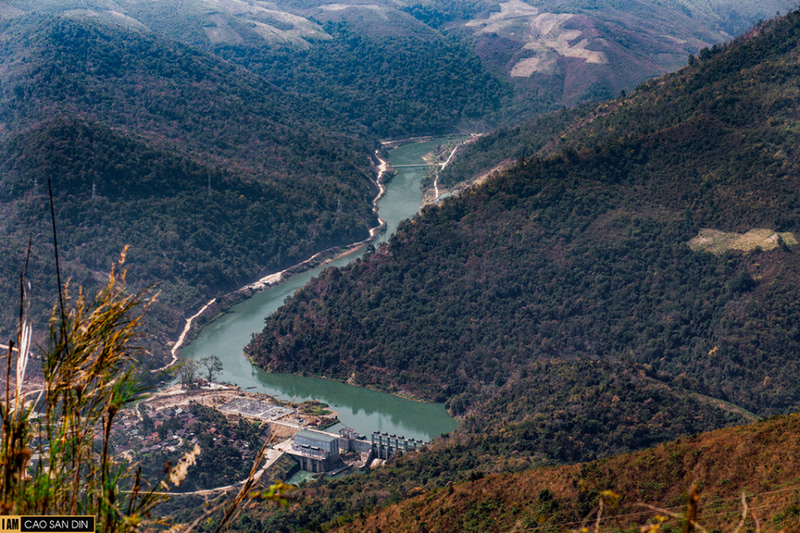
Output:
[[208, 175, 212, 195], [33, 178, 38, 197], [92, 181, 96, 200]]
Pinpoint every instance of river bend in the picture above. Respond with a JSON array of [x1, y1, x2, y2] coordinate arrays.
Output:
[[181, 140, 458, 442]]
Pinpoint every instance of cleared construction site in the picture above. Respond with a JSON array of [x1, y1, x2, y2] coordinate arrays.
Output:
[[219, 398, 296, 421], [139, 385, 428, 479]]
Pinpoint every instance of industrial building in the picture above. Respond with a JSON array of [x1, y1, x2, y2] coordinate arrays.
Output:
[[287, 427, 429, 474], [288, 430, 342, 473]]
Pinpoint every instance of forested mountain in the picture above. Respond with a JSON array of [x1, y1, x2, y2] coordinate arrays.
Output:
[[336, 413, 800, 532], [1, 0, 785, 361], [0, 0, 512, 137], [212, 23, 509, 138], [243, 10, 800, 527], [0, 14, 378, 361], [1, 0, 793, 136]]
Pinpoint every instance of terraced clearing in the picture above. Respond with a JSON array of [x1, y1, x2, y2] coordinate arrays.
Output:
[[688, 228, 798, 254], [466, 0, 608, 77]]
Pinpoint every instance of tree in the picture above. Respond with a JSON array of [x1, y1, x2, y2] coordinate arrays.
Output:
[[200, 354, 223, 382], [178, 359, 199, 387], [142, 411, 155, 434]]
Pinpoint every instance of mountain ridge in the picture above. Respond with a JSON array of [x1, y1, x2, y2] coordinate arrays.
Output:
[[0, 13, 379, 362], [334, 413, 800, 532], [2, 0, 794, 134]]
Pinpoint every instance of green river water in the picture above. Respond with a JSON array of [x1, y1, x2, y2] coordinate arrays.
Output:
[[181, 140, 458, 442]]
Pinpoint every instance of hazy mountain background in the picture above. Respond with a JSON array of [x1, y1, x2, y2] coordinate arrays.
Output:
[[1, 0, 795, 133]]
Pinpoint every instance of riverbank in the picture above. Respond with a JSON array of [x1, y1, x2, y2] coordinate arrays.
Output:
[[173, 139, 459, 441], [158, 151, 394, 375], [239, 347, 432, 405]]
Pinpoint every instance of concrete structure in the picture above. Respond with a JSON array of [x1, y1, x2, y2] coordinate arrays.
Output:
[[288, 429, 342, 473], [337, 427, 372, 454], [371, 432, 426, 459], [341, 436, 373, 454], [287, 428, 429, 473]]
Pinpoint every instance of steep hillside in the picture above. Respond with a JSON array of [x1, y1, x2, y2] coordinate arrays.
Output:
[[336, 414, 800, 532], [213, 22, 510, 138], [453, 0, 797, 115], [0, 14, 378, 361], [248, 7, 800, 471], [1, 0, 793, 135], [0, 0, 511, 138], [123, 0, 513, 137]]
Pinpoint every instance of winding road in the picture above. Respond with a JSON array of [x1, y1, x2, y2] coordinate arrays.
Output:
[[433, 134, 481, 200]]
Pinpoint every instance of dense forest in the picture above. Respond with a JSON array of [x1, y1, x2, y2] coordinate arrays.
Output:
[[214, 22, 511, 138], [240, 9, 800, 529], [1, 0, 512, 139], [0, 15, 378, 360]]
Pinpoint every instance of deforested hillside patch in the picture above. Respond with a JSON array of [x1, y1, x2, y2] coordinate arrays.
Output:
[[441, 4, 800, 187], [688, 228, 798, 254]]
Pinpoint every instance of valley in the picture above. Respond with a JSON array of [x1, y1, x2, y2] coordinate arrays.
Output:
[[0, 13, 381, 364], [241, 8, 800, 531], [3, 1, 800, 532], [177, 139, 461, 441]]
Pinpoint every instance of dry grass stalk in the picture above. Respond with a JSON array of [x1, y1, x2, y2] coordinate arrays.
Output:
[[2, 186, 293, 531]]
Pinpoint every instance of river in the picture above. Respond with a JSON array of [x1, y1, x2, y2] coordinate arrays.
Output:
[[181, 140, 458, 442]]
